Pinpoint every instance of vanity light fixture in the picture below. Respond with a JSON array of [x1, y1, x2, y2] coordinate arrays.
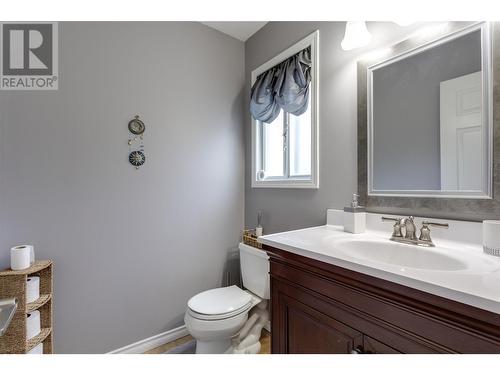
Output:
[[341, 21, 372, 51], [394, 21, 415, 26], [411, 22, 449, 40]]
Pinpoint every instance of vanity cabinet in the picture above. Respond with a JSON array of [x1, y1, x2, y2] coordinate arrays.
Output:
[[265, 245, 500, 354], [277, 291, 363, 353]]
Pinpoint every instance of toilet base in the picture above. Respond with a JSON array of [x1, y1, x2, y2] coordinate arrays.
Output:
[[195, 338, 232, 354]]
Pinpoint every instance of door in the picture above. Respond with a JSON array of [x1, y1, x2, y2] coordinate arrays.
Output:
[[440, 71, 483, 191], [274, 288, 363, 353], [363, 336, 401, 354]]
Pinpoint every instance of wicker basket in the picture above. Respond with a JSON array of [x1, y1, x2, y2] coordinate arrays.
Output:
[[0, 260, 53, 354], [242, 229, 262, 249]]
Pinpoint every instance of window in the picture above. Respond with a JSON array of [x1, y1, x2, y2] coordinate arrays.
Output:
[[258, 96, 312, 180], [251, 31, 319, 188]]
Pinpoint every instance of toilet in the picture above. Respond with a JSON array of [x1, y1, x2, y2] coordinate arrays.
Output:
[[184, 243, 270, 354]]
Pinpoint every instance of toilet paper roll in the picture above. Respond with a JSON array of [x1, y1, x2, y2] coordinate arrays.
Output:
[[29, 245, 35, 264], [10, 245, 31, 270], [26, 276, 40, 304], [26, 310, 41, 340], [27, 343, 43, 354], [483, 220, 500, 257]]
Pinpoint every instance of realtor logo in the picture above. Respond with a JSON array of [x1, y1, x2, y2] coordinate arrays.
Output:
[[0, 22, 58, 90]]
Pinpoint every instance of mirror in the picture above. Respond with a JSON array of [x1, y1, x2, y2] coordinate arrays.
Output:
[[367, 23, 492, 198]]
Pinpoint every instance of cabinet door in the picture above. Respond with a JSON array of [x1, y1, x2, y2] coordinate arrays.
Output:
[[363, 336, 401, 354], [274, 288, 363, 353]]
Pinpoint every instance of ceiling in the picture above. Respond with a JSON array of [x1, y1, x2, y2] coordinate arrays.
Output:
[[201, 22, 268, 42]]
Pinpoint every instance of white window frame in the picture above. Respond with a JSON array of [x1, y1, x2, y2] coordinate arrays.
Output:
[[251, 30, 319, 189]]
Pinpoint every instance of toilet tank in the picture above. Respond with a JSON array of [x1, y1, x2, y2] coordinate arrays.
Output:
[[239, 243, 270, 299]]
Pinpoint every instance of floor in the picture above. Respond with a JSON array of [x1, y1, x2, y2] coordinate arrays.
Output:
[[259, 330, 271, 354], [144, 330, 271, 354]]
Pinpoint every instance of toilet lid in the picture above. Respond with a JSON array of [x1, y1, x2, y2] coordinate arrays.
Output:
[[188, 285, 252, 315]]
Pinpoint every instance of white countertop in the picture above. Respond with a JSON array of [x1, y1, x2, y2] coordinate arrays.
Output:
[[259, 224, 500, 314]]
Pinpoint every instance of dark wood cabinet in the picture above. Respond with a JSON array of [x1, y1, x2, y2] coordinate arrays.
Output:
[[265, 245, 500, 354], [277, 291, 363, 353], [362, 336, 401, 354]]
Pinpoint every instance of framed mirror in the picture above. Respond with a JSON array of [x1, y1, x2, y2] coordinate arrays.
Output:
[[368, 22, 492, 198], [358, 22, 500, 221]]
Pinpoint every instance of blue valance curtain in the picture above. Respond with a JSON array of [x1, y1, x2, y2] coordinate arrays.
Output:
[[250, 46, 312, 124]]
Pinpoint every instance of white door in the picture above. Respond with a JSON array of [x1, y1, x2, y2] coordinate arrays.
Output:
[[440, 71, 483, 191]]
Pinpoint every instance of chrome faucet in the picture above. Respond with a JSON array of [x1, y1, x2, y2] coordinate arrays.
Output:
[[382, 216, 449, 247], [399, 216, 417, 241], [418, 221, 450, 247]]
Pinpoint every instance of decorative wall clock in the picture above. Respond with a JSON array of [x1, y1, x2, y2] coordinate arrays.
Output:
[[128, 115, 146, 169], [129, 150, 146, 167], [128, 115, 145, 135]]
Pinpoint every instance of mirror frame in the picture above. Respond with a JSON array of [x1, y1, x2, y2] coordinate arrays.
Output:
[[368, 22, 492, 199], [358, 22, 500, 221]]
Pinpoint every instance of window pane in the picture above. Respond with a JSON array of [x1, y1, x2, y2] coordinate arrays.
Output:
[[263, 110, 284, 177], [289, 104, 311, 176]]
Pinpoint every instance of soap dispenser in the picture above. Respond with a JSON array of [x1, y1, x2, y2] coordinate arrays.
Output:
[[343, 193, 366, 234]]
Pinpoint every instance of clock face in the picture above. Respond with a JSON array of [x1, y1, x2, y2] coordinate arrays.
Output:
[[128, 117, 145, 135], [129, 151, 145, 167]]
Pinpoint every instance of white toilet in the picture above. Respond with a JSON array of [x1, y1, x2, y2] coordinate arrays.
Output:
[[184, 243, 270, 354]]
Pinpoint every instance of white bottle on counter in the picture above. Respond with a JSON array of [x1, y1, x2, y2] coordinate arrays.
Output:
[[255, 211, 263, 237], [343, 193, 366, 234]]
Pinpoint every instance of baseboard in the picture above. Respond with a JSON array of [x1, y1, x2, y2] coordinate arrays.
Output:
[[108, 325, 189, 354]]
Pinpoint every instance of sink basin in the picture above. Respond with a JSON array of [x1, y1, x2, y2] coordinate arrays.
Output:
[[332, 239, 467, 271]]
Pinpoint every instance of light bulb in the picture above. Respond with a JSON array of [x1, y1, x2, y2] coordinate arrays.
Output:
[[394, 21, 415, 26], [341, 22, 372, 51]]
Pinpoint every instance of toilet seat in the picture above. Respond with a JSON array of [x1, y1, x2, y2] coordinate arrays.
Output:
[[187, 285, 260, 321], [187, 301, 253, 321], [188, 286, 252, 314]]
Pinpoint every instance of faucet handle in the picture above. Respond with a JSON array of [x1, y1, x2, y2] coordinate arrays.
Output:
[[418, 221, 449, 246], [422, 221, 449, 229], [381, 216, 403, 238], [381, 216, 400, 223]]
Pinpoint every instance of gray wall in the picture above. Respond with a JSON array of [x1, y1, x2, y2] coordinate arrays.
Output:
[[245, 22, 430, 234], [372, 30, 481, 190], [0, 22, 245, 353]]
